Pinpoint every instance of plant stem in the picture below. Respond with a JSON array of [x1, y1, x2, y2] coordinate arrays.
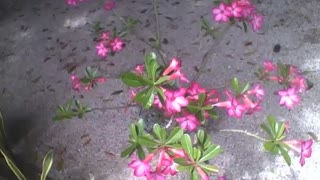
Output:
[[152, 0, 167, 65], [220, 129, 269, 142], [92, 104, 138, 111]]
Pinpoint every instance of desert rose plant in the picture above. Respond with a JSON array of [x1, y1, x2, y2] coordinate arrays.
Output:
[[53, 0, 317, 179]]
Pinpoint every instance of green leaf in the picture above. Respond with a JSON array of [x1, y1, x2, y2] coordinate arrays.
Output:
[[136, 118, 146, 135], [153, 124, 166, 142], [192, 147, 202, 162], [41, 150, 53, 180], [121, 145, 136, 158], [137, 136, 158, 147], [136, 145, 145, 160], [0, 112, 6, 144], [181, 134, 193, 156], [166, 127, 183, 145], [279, 146, 291, 166], [191, 168, 200, 180], [199, 164, 219, 173], [263, 142, 279, 155], [145, 52, 159, 82], [0, 148, 27, 180], [174, 158, 187, 165], [240, 83, 250, 94], [198, 93, 206, 106], [276, 122, 286, 140], [155, 87, 165, 105], [199, 144, 223, 162], [155, 76, 169, 85], [260, 123, 272, 138], [230, 77, 239, 94], [129, 124, 138, 140], [197, 129, 205, 145], [242, 21, 248, 33], [187, 103, 201, 114], [121, 72, 147, 87], [267, 116, 277, 138]]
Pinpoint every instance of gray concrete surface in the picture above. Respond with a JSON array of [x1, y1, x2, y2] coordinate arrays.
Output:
[[0, 0, 319, 179]]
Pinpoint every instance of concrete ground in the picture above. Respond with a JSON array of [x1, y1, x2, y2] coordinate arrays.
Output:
[[0, 0, 320, 179]]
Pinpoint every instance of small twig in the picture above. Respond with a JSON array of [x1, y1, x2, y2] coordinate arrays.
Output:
[[220, 129, 269, 142], [165, 116, 174, 129], [191, 24, 232, 84]]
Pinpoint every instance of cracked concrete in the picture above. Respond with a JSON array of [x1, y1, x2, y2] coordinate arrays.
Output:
[[0, 0, 320, 179]]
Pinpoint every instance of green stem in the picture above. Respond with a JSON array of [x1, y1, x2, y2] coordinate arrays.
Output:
[[152, 0, 167, 66], [220, 129, 269, 142]]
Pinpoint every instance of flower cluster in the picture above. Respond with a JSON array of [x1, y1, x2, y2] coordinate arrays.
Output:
[[213, 84, 264, 119], [128, 148, 186, 180], [212, 0, 264, 31], [257, 61, 308, 109], [95, 31, 125, 58], [71, 75, 106, 91]]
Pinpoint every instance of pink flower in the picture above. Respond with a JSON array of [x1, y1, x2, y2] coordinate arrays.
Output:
[[71, 75, 81, 91], [187, 83, 207, 100], [66, 0, 78, 6], [217, 175, 227, 180], [110, 37, 125, 52], [103, 0, 116, 11], [227, 99, 246, 118], [96, 42, 109, 57], [212, 3, 232, 22], [162, 58, 181, 76], [196, 166, 209, 180], [278, 88, 300, 109], [150, 172, 166, 180], [175, 113, 200, 132], [168, 69, 189, 83], [228, 2, 243, 17], [263, 60, 277, 73], [153, 95, 163, 109], [283, 139, 313, 166], [249, 13, 264, 32], [135, 64, 145, 75], [128, 154, 153, 179], [100, 31, 111, 41], [290, 76, 307, 93], [247, 84, 264, 99], [164, 88, 189, 115]]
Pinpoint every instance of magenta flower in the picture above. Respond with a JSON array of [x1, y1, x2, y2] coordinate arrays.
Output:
[[66, 0, 78, 6], [249, 13, 264, 32], [96, 42, 109, 57], [187, 82, 207, 100], [175, 113, 200, 132], [164, 88, 189, 115], [263, 60, 277, 73], [290, 76, 307, 93], [134, 64, 145, 75], [153, 95, 164, 109], [103, 0, 116, 11], [110, 37, 125, 52], [71, 75, 82, 91], [212, 3, 232, 22], [278, 88, 300, 109], [283, 139, 313, 166], [227, 99, 246, 118], [217, 175, 227, 180], [162, 58, 181, 76], [227, 2, 243, 17], [247, 84, 264, 99], [168, 69, 189, 83], [100, 31, 111, 41], [150, 172, 166, 180], [128, 154, 153, 179]]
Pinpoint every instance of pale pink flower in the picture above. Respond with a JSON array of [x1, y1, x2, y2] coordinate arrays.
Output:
[[162, 58, 181, 76], [135, 64, 145, 75], [196, 166, 209, 180], [278, 88, 300, 109], [175, 113, 200, 132], [103, 0, 116, 11], [150, 172, 166, 180], [162, 163, 178, 176], [96, 42, 109, 57], [249, 13, 264, 32], [71, 75, 81, 91], [228, 2, 243, 17], [283, 139, 313, 166], [153, 95, 163, 109], [128, 154, 153, 179], [110, 37, 125, 52], [227, 99, 246, 118], [212, 3, 232, 22], [164, 88, 189, 115]]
